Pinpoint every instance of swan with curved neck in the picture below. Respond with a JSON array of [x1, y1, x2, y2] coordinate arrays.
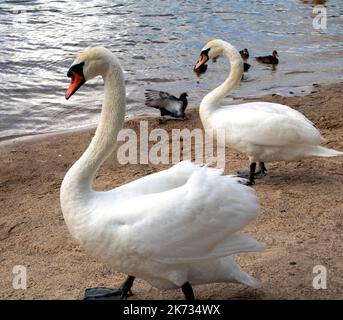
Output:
[[195, 39, 343, 184], [60, 47, 264, 300]]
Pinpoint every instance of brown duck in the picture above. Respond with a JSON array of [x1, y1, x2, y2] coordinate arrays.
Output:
[[256, 50, 279, 64]]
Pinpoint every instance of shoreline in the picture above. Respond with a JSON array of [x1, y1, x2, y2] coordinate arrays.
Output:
[[0, 81, 342, 299], [0, 80, 329, 144]]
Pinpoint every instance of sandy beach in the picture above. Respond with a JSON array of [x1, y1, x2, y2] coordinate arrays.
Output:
[[0, 82, 342, 300]]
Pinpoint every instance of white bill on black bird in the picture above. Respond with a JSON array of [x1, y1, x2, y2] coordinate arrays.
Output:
[[144, 89, 188, 119]]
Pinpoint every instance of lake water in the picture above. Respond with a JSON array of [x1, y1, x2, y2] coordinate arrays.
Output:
[[0, 0, 342, 138]]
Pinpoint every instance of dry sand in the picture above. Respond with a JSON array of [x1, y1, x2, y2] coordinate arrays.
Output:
[[0, 82, 342, 300]]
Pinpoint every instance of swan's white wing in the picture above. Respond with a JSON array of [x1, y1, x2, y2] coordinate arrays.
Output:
[[105, 165, 262, 264], [226, 102, 314, 124], [112, 161, 200, 197], [212, 102, 323, 146]]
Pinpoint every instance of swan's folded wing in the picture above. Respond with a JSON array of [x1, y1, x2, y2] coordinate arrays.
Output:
[[111, 161, 200, 197], [213, 102, 323, 147], [108, 166, 262, 264]]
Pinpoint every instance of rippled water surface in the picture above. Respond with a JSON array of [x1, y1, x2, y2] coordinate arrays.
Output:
[[0, 0, 342, 138]]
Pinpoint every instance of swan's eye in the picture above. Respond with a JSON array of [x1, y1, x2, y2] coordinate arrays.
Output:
[[201, 48, 210, 58], [67, 61, 85, 78]]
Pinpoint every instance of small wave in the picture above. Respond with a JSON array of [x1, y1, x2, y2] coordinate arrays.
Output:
[[132, 55, 146, 60], [140, 13, 175, 17], [285, 71, 315, 75], [136, 78, 176, 83]]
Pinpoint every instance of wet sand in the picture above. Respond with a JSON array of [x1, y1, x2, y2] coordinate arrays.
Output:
[[0, 82, 342, 299]]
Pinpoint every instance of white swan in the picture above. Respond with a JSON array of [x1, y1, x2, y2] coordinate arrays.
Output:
[[60, 47, 264, 300], [194, 39, 343, 185]]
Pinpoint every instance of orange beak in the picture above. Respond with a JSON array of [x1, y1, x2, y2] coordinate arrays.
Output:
[[194, 53, 209, 72], [65, 71, 85, 100]]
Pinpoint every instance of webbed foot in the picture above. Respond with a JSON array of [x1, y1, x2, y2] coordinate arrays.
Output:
[[84, 275, 135, 300], [84, 287, 133, 300]]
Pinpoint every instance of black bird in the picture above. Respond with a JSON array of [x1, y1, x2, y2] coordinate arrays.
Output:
[[241, 62, 251, 80], [194, 63, 207, 75], [239, 48, 250, 60], [243, 62, 251, 72], [256, 50, 279, 64], [144, 90, 188, 119]]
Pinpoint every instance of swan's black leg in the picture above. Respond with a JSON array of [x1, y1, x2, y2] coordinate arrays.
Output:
[[237, 162, 256, 185], [248, 162, 257, 185], [255, 162, 267, 179], [181, 282, 195, 300], [237, 162, 268, 185], [84, 275, 135, 300]]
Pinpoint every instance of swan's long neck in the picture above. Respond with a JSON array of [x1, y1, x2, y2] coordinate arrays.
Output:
[[199, 43, 243, 127], [61, 58, 125, 207]]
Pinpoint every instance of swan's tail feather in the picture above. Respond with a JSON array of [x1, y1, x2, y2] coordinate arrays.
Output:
[[211, 232, 265, 258], [234, 270, 261, 288], [211, 235, 264, 288], [309, 146, 343, 157], [220, 257, 262, 288], [188, 256, 261, 288]]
